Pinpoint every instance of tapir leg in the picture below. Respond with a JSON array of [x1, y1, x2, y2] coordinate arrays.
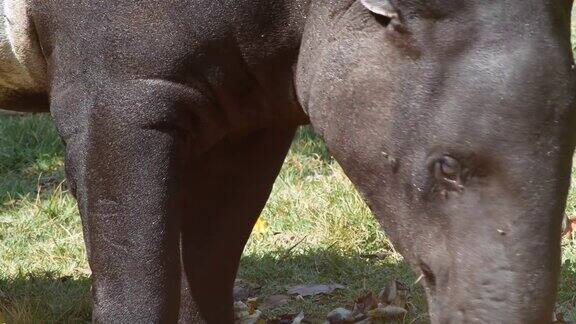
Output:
[[51, 81, 205, 323], [178, 237, 202, 323], [178, 127, 296, 323]]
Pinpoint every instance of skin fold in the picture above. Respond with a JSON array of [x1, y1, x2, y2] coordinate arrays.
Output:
[[1, 0, 575, 322]]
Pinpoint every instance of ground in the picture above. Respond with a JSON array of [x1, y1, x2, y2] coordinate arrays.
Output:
[[0, 115, 575, 323]]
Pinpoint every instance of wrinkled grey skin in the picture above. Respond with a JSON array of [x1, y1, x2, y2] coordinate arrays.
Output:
[[2, 0, 576, 323], [298, 1, 576, 322]]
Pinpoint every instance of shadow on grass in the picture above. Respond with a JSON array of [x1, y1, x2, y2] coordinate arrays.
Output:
[[0, 272, 92, 323], [559, 256, 576, 320], [3, 249, 576, 322], [239, 247, 576, 322], [239, 248, 428, 322], [0, 250, 423, 323]]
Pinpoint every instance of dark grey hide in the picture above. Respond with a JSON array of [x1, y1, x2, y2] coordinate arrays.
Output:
[[2, 0, 575, 323]]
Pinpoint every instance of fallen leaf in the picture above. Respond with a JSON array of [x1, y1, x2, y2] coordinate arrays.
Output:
[[379, 280, 409, 309], [352, 291, 379, 314], [247, 297, 259, 315], [368, 305, 407, 321], [234, 301, 264, 324], [253, 218, 268, 234], [379, 281, 397, 305], [563, 214, 576, 239], [234, 301, 249, 316], [292, 312, 306, 324], [326, 307, 354, 324], [262, 294, 291, 309], [234, 279, 261, 302], [287, 283, 345, 297], [553, 308, 575, 324], [353, 320, 370, 324], [266, 313, 300, 324]]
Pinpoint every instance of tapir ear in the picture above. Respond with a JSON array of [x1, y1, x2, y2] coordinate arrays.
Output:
[[360, 0, 398, 19]]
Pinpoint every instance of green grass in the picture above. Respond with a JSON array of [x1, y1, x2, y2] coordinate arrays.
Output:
[[0, 115, 575, 323], [239, 129, 425, 321]]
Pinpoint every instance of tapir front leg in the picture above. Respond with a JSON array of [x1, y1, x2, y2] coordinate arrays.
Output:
[[179, 127, 296, 323], [51, 80, 201, 323]]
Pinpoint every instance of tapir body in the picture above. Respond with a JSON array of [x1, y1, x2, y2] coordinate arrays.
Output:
[[2, 0, 576, 323]]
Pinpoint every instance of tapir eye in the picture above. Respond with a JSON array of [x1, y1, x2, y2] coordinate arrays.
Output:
[[429, 155, 466, 197], [433, 156, 461, 180]]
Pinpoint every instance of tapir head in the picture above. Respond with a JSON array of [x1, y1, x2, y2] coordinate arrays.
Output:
[[296, 0, 576, 322]]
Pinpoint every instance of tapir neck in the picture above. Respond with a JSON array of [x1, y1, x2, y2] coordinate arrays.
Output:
[[216, 0, 314, 125], [204, 0, 314, 125]]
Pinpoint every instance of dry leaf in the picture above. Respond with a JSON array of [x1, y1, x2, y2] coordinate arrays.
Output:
[[553, 309, 575, 324], [563, 214, 576, 238], [379, 281, 397, 305], [353, 291, 379, 314], [246, 297, 259, 314], [368, 305, 407, 321], [326, 307, 354, 324], [288, 284, 345, 297], [353, 320, 370, 324], [234, 279, 261, 302], [379, 280, 409, 309], [234, 301, 264, 324], [263, 294, 291, 309], [253, 218, 268, 234], [292, 312, 306, 324], [267, 313, 302, 324], [234, 302, 250, 319]]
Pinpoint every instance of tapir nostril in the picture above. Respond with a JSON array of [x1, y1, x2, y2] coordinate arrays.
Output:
[[419, 261, 436, 289]]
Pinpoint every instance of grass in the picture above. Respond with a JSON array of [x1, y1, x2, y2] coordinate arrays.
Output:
[[0, 115, 575, 323]]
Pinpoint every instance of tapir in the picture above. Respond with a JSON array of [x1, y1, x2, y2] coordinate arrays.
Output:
[[1, 0, 575, 323]]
